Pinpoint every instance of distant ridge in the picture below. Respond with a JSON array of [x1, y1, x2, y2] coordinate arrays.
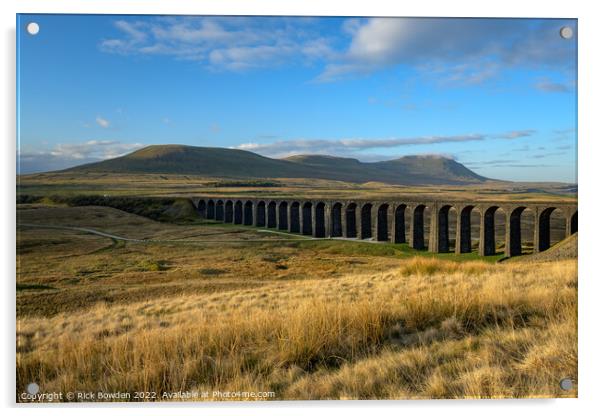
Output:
[[63, 144, 492, 186]]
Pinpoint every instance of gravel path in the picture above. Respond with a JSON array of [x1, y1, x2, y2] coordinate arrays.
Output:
[[17, 223, 317, 243]]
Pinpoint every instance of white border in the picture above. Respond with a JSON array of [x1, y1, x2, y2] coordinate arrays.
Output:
[[3, 1, 601, 415]]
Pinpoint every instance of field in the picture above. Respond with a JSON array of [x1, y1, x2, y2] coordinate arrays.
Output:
[[17, 171, 576, 254], [16, 203, 577, 400], [18, 171, 577, 201]]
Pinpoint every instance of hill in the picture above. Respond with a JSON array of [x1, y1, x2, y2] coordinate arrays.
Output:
[[372, 155, 488, 184], [509, 233, 577, 263], [63, 145, 492, 186]]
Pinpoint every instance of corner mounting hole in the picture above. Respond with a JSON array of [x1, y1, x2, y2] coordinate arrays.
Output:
[[26, 22, 40, 36], [559, 378, 574, 391], [560, 26, 573, 40], [27, 382, 40, 394]]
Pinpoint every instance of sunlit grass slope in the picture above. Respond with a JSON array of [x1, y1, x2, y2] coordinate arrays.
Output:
[[17, 256, 577, 400]]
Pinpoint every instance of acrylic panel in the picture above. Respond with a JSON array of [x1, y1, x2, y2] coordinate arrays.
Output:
[[16, 14, 577, 402]]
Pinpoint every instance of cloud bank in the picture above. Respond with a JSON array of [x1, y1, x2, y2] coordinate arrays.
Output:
[[100, 16, 335, 71], [317, 18, 575, 83], [18, 140, 144, 174], [233, 130, 535, 159], [100, 17, 576, 87]]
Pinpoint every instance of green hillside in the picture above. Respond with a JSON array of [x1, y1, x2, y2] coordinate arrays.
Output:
[[373, 155, 488, 184], [63, 144, 492, 186]]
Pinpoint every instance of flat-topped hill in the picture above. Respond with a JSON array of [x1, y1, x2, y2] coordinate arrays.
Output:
[[63, 145, 491, 186]]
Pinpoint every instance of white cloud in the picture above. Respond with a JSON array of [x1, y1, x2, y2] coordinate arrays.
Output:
[[18, 140, 145, 173], [100, 17, 334, 71], [115, 20, 147, 43], [96, 116, 110, 128], [316, 18, 576, 83], [535, 78, 573, 93], [208, 45, 295, 71], [99, 17, 576, 86], [497, 130, 537, 139], [233, 130, 534, 158]]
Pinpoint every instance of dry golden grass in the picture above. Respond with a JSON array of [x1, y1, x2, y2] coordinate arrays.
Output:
[[17, 256, 577, 401], [16, 205, 404, 317]]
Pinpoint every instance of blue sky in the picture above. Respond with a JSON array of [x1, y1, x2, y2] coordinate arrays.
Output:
[[17, 15, 577, 182]]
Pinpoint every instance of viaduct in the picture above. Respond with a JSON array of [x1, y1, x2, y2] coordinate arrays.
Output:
[[191, 197, 577, 257]]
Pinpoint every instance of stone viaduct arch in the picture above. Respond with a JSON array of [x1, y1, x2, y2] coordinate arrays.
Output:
[[302, 202, 313, 236], [508, 207, 526, 257], [215, 200, 224, 221], [345, 203, 358, 238], [394, 204, 407, 244], [537, 207, 553, 252], [207, 200, 215, 219], [331, 202, 343, 237], [224, 200, 233, 223], [243, 201, 253, 226], [431, 204, 456, 253], [255, 201, 266, 227], [456, 205, 476, 254], [267, 201, 277, 228], [233, 200, 243, 224], [278, 202, 288, 230], [377, 203, 390, 242], [410, 204, 427, 250], [360, 203, 373, 240], [196, 200, 207, 218], [315, 202, 326, 238], [479, 206, 504, 256], [570, 211, 578, 234], [191, 197, 577, 258], [289, 202, 300, 233]]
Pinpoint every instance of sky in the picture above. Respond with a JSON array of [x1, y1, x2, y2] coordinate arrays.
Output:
[[17, 15, 577, 182]]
